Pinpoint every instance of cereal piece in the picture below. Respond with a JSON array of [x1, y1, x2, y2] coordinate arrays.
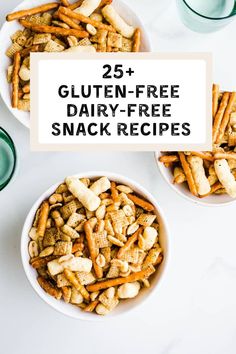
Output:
[[17, 99, 30, 111], [44, 39, 64, 52], [120, 247, 140, 264], [6, 42, 23, 58], [102, 5, 135, 38], [138, 227, 158, 251], [70, 287, 84, 304], [143, 247, 162, 268], [57, 273, 71, 287], [106, 264, 120, 278], [60, 200, 80, 220], [28, 240, 39, 258], [117, 282, 140, 299], [101, 247, 111, 264], [87, 266, 155, 292], [66, 176, 101, 211], [121, 37, 132, 52], [33, 33, 51, 44], [214, 159, 236, 198], [78, 38, 92, 46], [64, 269, 90, 301], [43, 227, 59, 247], [37, 276, 62, 300], [11, 30, 23, 42], [187, 156, 211, 196], [67, 213, 85, 228], [56, 183, 68, 193], [99, 288, 119, 310], [61, 286, 72, 303], [74, 0, 100, 16], [117, 227, 142, 259], [37, 201, 50, 238], [61, 225, 80, 239], [39, 246, 55, 257], [19, 64, 30, 81], [136, 214, 156, 227], [16, 35, 27, 47], [76, 271, 95, 285], [6, 3, 59, 22], [90, 29, 108, 44], [107, 32, 122, 48], [54, 241, 72, 256], [111, 259, 129, 273]]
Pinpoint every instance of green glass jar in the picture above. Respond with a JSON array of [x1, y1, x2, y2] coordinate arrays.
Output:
[[0, 127, 17, 191], [176, 0, 236, 33]]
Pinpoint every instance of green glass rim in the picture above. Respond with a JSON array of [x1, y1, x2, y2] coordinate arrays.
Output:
[[0, 127, 17, 191], [182, 0, 236, 20]]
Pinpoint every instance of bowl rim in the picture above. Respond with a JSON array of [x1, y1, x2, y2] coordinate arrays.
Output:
[[154, 152, 236, 207], [21, 171, 170, 321], [0, 0, 151, 129]]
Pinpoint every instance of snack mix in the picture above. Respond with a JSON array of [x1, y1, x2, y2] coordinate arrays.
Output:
[[6, 0, 142, 111], [159, 85, 236, 199], [28, 176, 163, 315]]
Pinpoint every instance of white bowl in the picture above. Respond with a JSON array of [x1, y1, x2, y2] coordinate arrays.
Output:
[[155, 152, 236, 207], [21, 171, 169, 320], [0, 0, 151, 129]]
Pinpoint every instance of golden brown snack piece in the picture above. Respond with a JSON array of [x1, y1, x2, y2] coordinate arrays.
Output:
[[6, 3, 59, 22], [19, 19, 89, 38], [20, 45, 40, 57], [84, 300, 99, 312], [37, 276, 62, 300], [37, 201, 50, 238], [117, 227, 143, 259], [58, 6, 115, 32], [127, 194, 154, 212], [86, 266, 155, 292], [159, 155, 179, 163], [178, 152, 198, 197], [84, 221, 103, 278], [61, 0, 70, 6], [216, 92, 236, 144], [12, 52, 21, 108], [187, 156, 211, 196], [212, 92, 230, 143], [64, 268, 90, 301], [132, 28, 141, 52], [212, 83, 219, 119], [58, 12, 83, 29]]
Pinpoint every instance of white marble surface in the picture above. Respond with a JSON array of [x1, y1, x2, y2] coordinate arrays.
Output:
[[1, 1, 236, 354]]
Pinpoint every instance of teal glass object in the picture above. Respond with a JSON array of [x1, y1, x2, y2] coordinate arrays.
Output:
[[176, 0, 236, 32], [0, 127, 17, 191]]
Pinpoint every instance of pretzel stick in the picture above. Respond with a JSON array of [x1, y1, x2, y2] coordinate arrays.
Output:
[[117, 227, 143, 259], [37, 201, 50, 237], [190, 152, 214, 162], [20, 45, 40, 57], [200, 181, 222, 198], [37, 276, 62, 300], [12, 52, 21, 108], [58, 6, 116, 32], [159, 155, 179, 163], [212, 92, 230, 143], [132, 28, 141, 52], [64, 269, 90, 301], [61, 0, 70, 6], [212, 84, 219, 119], [19, 19, 88, 38], [69, 0, 83, 10], [127, 194, 154, 212], [214, 152, 236, 160], [84, 300, 99, 312], [58, 12, 82, 29], [86, 266, 154, 292], [110, 181, 119, 200], [178, 152, 198, 196], [216, 92, 236, 144], [6, 3, 59, 21], [84, 221, 103, 279]]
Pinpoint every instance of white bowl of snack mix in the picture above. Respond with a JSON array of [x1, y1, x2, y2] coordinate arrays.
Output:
[[155, 85, 236, 206], [0, 0, 151, 128], [21, 172, 169, 320]]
